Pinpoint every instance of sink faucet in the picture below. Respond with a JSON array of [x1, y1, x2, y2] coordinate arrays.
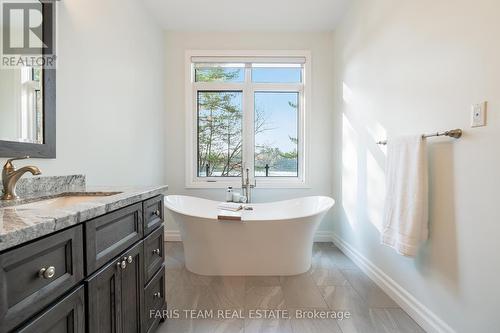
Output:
[[2, 157, 42, 200], [241, 166, 255, 203]]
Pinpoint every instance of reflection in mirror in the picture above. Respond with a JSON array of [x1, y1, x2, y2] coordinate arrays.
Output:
[[0, 67, 44, 144]]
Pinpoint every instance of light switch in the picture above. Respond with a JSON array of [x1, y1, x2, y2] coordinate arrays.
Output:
[[471, 102, 487, 127]]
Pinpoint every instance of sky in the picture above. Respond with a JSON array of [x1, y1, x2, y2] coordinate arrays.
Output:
[[255, 92, 298, 152], [253, 67, 300, 152]]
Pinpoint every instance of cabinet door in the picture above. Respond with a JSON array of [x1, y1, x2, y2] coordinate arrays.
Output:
[[86, 257, 122, 333], [120, 241, 144, 333], [16, 286, 85, 333]]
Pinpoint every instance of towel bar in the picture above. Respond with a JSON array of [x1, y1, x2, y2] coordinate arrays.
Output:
[[376, 128, 462, 145]]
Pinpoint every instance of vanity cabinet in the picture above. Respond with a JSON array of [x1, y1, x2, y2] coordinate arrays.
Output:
[[0, 194, 165, 333]]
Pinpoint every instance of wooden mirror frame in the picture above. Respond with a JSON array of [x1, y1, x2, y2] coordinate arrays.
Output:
[[0, 2, 56, 158]]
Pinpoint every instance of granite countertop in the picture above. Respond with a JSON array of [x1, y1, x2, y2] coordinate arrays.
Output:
[[0, 175, 168, 252]]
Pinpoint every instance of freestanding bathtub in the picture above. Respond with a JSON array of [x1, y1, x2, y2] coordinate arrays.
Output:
[[164, 195, 335, 276]]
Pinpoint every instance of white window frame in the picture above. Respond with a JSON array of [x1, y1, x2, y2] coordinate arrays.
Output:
[[185, 50, 311, 189]]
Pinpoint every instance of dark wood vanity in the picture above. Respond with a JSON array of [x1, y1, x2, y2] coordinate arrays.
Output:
[[0, 2, 166, 331], [0, 194, 166, 333]]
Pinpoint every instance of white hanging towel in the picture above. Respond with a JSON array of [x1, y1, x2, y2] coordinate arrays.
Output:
[[381, 135, 429, 256]]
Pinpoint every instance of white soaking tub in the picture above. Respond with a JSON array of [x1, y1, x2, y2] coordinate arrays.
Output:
[[164, 195, 335, 276]]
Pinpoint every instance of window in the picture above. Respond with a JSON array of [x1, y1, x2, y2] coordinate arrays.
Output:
[[197, 91, 243, 177], [254, 92, 299, 177], [195, 64, 245, 83], [186, 51, 310, 188]]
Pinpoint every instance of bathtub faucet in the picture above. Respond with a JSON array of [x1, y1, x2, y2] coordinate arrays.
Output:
[[242, 167, 255, 203]]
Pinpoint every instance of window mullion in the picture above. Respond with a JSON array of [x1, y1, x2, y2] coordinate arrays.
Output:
[[251, 83, 303, 92], [242, 65, 254, 182], [193, 82, 245, 91]]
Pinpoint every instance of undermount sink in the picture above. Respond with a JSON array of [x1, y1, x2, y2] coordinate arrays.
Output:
[[2, 192, 122, 209]]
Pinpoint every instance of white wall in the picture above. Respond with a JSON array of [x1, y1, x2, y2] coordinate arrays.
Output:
[[332, 0, 500, 331], [165, 31, 335, 232], [0, 0, 166, 186]]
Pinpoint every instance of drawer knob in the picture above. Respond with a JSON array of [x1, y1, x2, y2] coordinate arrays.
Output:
[[153, 209, 161, 216], [153, 292, 162, 298], [117, 260, 127, 269], [39, 266, 56, 279], [123, 256, 133, 264], [152, 248, 161, 255]]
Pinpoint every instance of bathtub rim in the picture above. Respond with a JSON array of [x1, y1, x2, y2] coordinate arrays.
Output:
[[164, 194, 335, 222]]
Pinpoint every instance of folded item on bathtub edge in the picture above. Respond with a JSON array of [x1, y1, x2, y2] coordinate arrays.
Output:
[[217, 202, 243, 211]]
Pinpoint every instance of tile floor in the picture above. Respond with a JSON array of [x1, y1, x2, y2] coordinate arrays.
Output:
[[158, 242, 424, 333]]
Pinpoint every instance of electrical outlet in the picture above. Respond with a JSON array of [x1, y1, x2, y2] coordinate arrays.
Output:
[[471, 102, 487, 127]]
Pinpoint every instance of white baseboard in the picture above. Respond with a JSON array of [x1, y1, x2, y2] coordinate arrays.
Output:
[[165, 230, 334, 242], [314, 230, 334, 242], [331, 233, 455, 333]]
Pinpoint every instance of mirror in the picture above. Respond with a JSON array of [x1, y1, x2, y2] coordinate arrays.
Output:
[[0, 1, 56, 158], [0, 66, 44, 144]]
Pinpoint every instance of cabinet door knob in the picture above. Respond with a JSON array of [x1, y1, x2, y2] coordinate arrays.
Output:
[[153, 292, 162, 298], [152, 248, 161, 255], [153, 209, 161, 216], [39, 266, 56, 279], [119, 260, 127, 269], [127, 255, 133, 263]]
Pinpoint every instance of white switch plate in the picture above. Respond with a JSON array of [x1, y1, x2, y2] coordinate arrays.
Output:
[[471, 102, 487, 127]]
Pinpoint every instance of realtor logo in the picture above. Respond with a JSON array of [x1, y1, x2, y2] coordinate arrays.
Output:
[[1, 0, 57, 68]]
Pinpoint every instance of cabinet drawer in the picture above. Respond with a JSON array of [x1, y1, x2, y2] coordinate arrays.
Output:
[[143, 224, 164, 284], [143, 195, 164, 236], [143, 265, 165, 333], [16, 286, 85, 333], [85, 203, 143, 275], [0, 226, 84, 333]]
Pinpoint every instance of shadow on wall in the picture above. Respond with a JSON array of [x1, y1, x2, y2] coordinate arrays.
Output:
[[341, 82, 387, 233], [415, 142, 459, 293], [338, 81, 460, 294]]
